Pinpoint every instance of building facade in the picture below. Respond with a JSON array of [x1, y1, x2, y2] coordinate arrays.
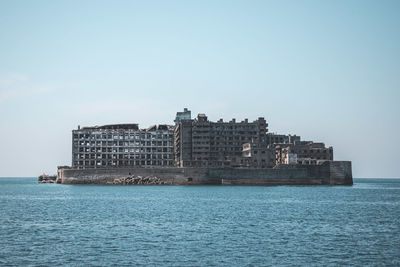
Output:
[[275, 141, 333, 165], [174, 113, 268, 167], [174, 108, 191, 125], [266, 133, 300, 145], [72, 124, 174, 169], [240, 142, 275, 168]]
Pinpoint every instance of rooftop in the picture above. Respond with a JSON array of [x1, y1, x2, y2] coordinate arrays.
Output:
[[77, 123, 174, 132]]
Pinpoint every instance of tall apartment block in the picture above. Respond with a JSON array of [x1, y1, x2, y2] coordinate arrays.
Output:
[[174, 108, 191, 125], [174, 113, 268, 167], [72, 124, 174, 169]]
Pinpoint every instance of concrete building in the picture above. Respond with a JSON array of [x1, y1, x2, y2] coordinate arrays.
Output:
[[72, 124, 174, 169], [174, 114, 268, 167], [70, 109, 333, 170], [279, 146, 298, 164], [275, 141, 333, 165], [237, 133, 300, 168], [174, 108, 191, 125], [240, 142, 275, 168], [267, 133, 300, 145]]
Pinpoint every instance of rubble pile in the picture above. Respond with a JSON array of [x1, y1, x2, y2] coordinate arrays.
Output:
[[108, 175, 167, 185]]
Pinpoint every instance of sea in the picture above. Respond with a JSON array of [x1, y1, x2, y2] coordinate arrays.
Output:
[[0, 178, 399, 266]]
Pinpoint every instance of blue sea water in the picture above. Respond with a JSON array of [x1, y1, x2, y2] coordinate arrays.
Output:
[[0, 178, 399, 266]]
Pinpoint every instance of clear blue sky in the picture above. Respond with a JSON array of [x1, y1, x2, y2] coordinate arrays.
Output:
[[0, 0, 399, 177]]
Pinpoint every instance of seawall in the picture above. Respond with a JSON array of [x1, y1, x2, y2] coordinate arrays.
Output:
[[57, 161, 352, 186]]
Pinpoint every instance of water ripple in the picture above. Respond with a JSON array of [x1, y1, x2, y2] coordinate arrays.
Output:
[[0, 178, 399, 266]]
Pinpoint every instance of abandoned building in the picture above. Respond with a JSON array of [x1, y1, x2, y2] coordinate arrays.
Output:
[[266, 133, 300, 145], [70, 108, 335, 169], [72, 124, 174, 169], [240, 142, 275, 168], [274, 141, 333, 165], [174, 113, 268, 167], [174, 108, 191, 125]]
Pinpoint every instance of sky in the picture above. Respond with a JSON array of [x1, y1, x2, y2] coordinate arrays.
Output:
[[0, 0, 399, 178]]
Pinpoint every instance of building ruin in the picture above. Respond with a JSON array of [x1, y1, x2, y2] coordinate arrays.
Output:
[[71, 108, 334, 169], [72, 124, 174, 169], [174, 113, 268, 167]]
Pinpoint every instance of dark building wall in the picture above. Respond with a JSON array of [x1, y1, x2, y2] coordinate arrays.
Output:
[[174, 120, 193, 166], [174, 114, 268, 167], [174, 108, 191, 125]]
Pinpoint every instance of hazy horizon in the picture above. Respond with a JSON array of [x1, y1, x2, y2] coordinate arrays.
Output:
[[0, 0, 399, 178]]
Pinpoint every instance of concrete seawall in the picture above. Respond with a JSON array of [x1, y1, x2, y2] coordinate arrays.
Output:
[[57, 161, 352, 186]]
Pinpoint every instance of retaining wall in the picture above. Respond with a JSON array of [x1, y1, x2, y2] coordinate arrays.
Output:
[[57, 161, 352, 185]]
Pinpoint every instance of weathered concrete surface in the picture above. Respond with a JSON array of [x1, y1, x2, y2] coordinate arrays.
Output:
[[57, 161, 352, 186], [219, 161, 352, 185], [328, 161, 353, 185]]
